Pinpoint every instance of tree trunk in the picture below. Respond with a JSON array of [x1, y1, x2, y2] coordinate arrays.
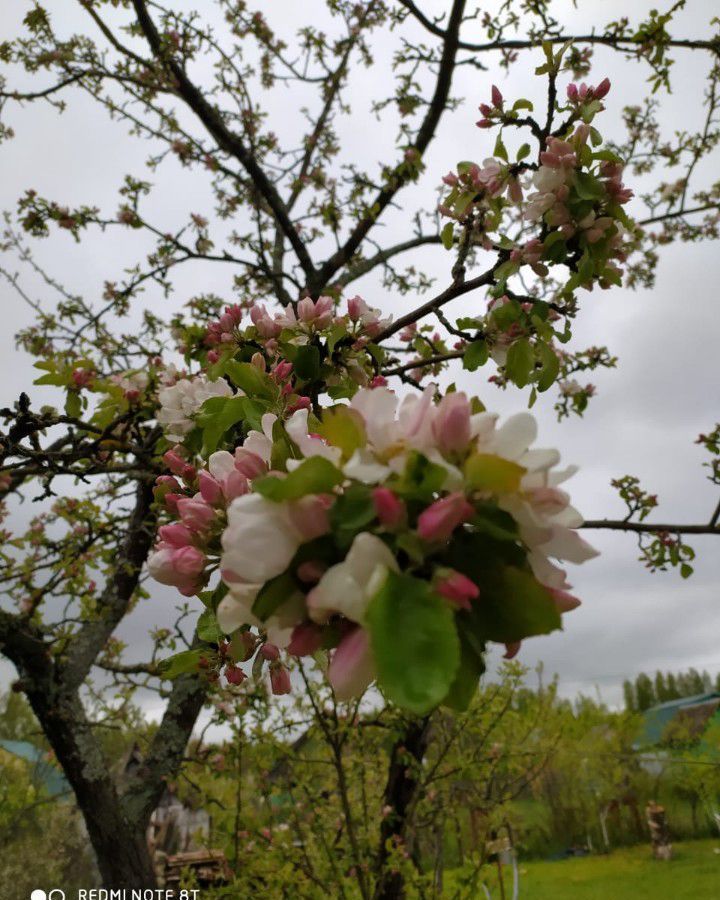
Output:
[[26, 687, 157, 887], [373, 715, 431, 900]]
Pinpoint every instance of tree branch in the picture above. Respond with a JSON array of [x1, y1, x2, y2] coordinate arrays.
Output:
[[376, 259, 498, 342], [336, 234, 442, 287], [581, 519, 720, 535], [396, 4, 720, 55], [130, 0, 316, 281], [312, 0, 466, 292], [60, 478, 157, 691], [121, 668, 207, 826]]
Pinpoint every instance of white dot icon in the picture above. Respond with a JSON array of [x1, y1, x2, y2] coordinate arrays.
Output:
[[30, 892, 47, 900]]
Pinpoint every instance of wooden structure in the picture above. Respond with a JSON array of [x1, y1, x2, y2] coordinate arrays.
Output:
[[163, 849, 233, 888]]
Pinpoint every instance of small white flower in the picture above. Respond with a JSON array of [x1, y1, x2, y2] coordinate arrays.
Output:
[[157, 375, 233, 442], [307, 532, 398, 625], [221, 493, 302, 585]]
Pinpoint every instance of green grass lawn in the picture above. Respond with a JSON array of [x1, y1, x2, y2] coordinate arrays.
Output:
[[447, 839, 720, 899]]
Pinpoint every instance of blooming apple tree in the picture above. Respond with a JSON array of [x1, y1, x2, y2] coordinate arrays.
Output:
[[1, 1, 720, 892]]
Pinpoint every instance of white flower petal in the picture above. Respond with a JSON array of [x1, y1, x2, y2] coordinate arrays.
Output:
[[344, 449, 392, 484], [490, 413, 538, 460], [537, 526, 599, 564], [209, 450, 236, 481], [217, 583, 261, 634], [221, 494, 301, 584]]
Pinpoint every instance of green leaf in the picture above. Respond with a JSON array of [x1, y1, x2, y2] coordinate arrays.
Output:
[[493, 135, 508, 162], [573, 170, 604, 201], [64, 390, 82, 418], [463, 339, 489, 372], [293, 345, 321, 382], [536, 340, 560, 392], [270, 419, 297, 471], [329, 483, 377, 548], [464, 453, 526, 493], [516, 142, 531, 162], [443, 633, 485, 712], [392, 451, 447, 500], [490, 298, 521, 330], [316, 406, 366, 462], [446, 532, 561, 643], [197, 395, 248, 455], [224, 360, 276, 399], [680, 563, 693, 579], [367, 571, 460, 715], [471, 503, 521, 543], [327, 323, 347, 355], [505, 337, 535, 388], [197, 608, 224, 643], [252, 570, 297, 621], [253, 456, 343, 501], [158, 648, 205, 680], [440, 221, 455, 250], [512, 98, 534, 112], [198, 581, 229, 611]]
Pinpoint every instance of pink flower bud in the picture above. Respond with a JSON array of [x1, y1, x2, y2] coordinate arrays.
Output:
[[260, 643, 280, 661], [288, 495, 330, 541], [549, 588, 581, 614], [173, 545, 206, 577], [503, 641, 522, 660], [296, 560, 327, 583], [594, 77, 611, 99], [234, 448, 267, 479], [327, 627, 374, 700], [270, 664, 292, 695], [207, 350, 220, 364], [177, 497, 215, 532], [225, 664, 246, 685], [432, 392, 472, 455], [370, 375, 388, 388], [164, 493, 182, 513], [417, 492, 474, 542], [163, 448, 187, 477], [297, 297, 317, 323], [272, 360, 293, 382], [566, 83, 579, 102], [314, 295, 334, 328], [372, 487, 406, 529], [71, 368, 93, 388], [158, 523, 193, 548], [198, 470, 223, 505], [435, 570, 480, 610], [347, 295, 366, 321], [491, 84, 503, 108], [156, 474, 181, 491], [223, 469, 249, 501], [287, 622, 324, 657], [287, 395, 311, 414]]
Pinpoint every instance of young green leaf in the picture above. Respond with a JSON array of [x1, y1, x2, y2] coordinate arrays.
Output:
[[367, 571, 460, 715]]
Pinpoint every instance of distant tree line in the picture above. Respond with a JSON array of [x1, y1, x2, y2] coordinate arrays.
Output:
[[623, 669, 720, 712]]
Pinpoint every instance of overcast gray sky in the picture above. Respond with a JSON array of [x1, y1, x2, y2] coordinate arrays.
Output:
[[1, 0, 719, 712]]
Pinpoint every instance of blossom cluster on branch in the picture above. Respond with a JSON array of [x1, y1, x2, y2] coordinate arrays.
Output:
[[149, 358, 597, 712]]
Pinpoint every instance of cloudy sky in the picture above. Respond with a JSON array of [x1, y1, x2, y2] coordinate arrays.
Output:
[[1, 0, 718, 711]]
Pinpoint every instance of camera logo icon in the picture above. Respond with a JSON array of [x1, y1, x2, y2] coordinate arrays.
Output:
[[30, 891, 66, 900]]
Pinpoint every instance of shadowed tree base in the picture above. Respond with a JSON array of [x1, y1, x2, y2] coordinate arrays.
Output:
[[373, 716, 431, 900]]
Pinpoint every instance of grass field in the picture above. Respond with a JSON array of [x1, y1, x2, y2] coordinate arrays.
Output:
[[447, 839, 720, 898]]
